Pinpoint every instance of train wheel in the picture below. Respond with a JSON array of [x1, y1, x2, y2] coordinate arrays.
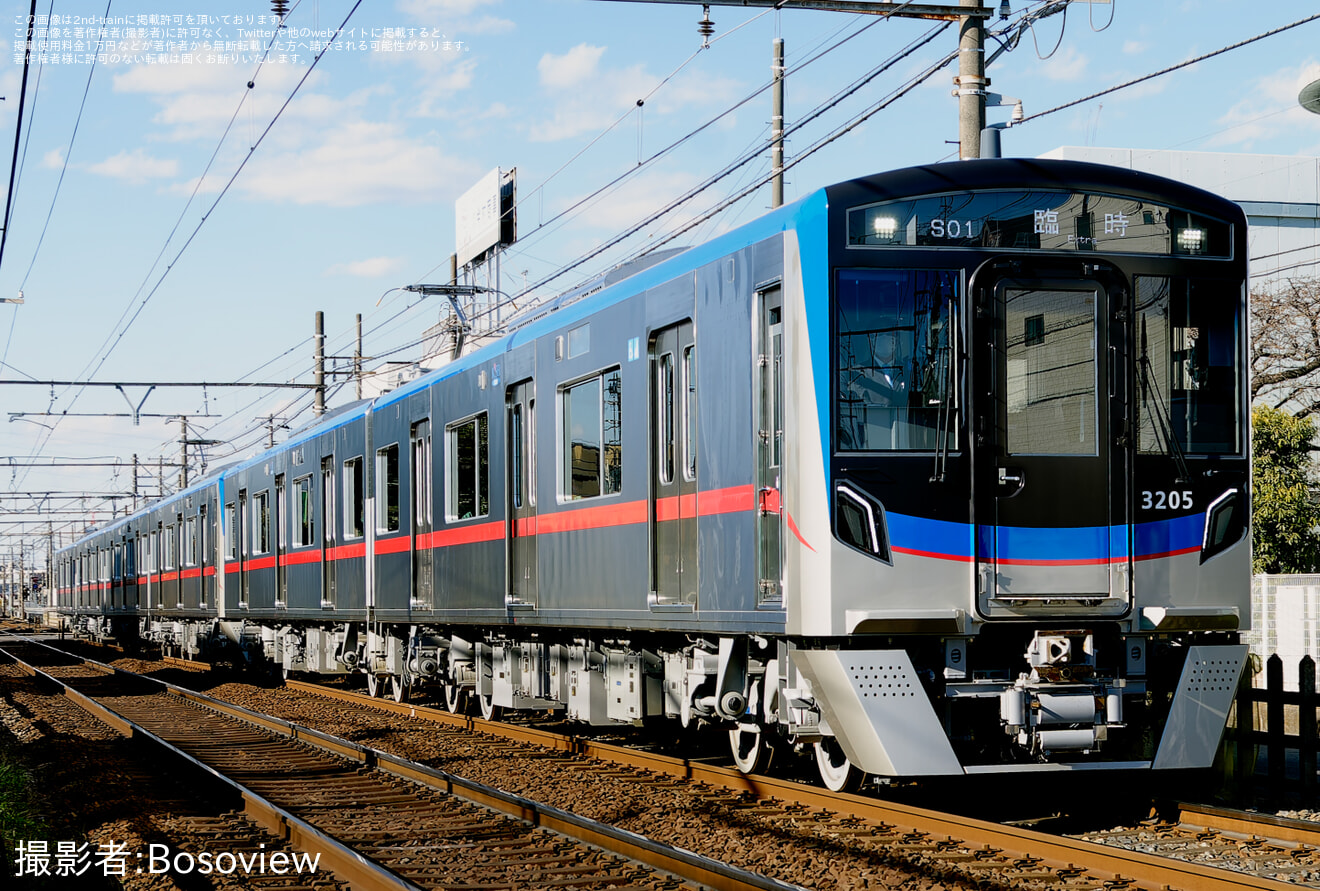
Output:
[[443, 683, 467, 714], [478, 692, 503, 722], [389, 675, 409, 704], [365, 672, 382, 698], [815, 738, 865, 793], [729, 722, 775, 775]]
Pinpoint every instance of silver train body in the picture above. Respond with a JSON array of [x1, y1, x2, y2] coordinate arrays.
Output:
[[55, 160, 1251, 788]]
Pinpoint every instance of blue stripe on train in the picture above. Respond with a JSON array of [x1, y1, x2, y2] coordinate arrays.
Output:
[[886, 512, 1204, 564]]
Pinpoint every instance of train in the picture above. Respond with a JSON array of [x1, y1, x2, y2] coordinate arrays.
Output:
[[54, 158, 1251, 790]]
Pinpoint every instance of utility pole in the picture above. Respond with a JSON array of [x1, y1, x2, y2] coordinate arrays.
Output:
[[771, 37, 785, 207], [132, 454, 139, 512], [314, 311, 326, 417], [955, 0, 987, 159], [180, 417, 189, 488], [355, 313, 364, 400]]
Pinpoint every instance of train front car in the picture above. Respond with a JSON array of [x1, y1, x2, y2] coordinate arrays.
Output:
[[782, 159, 1250, 785]]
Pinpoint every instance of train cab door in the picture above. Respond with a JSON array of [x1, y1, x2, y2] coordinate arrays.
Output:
[[973, 271, 1132, 616], [651, 322, 697, 607], [321, 457, 337, 608], [411, 420, 433, 609], [507, 381, 537, 607], [756, 288, 784, 605]]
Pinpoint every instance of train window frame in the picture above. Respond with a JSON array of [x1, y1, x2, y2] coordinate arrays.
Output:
[[293, 475, 314, 547], [343, 456, 365, 539], [184, 516, 197, 567], [254, 490, 271, 554], [834, 267, 960, 454], [658, 351, 675, 485], [446, 412, 489, 521], [225, 502, 238, 561], [164, 524, 177, 570], [1134, 275, 1243, 456], [683, 345, 697, 482], [376, 443, 401, 533], [557, 364, 617, 501], [198, 504, 208, 565]]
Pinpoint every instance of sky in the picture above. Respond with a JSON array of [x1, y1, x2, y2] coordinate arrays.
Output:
[[1, 0, 1319, 564]]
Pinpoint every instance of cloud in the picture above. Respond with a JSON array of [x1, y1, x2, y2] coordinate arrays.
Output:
[[328, 256, 405, 277], [538, 44, 606, 90], [1040, 45, 1088, 82], [85, 148, 180, 183], [399, 0, 498, 15], [530, 47, 738, 143], [41, 148, 64, 169], [227, 121, 480, 207], [1210, 60, 1320, 149], [1122, 40, 1148, 55], [398, 0, 514, 34], [560, 169, 702, 233]]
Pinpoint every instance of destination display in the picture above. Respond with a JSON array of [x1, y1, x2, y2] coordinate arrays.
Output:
[[846, 190, 1231, 257]]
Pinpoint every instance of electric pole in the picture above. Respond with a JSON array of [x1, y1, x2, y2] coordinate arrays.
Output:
[[955, 0, 987, 159], [771, 36, 785, 207], [314, 311, 326, 417]]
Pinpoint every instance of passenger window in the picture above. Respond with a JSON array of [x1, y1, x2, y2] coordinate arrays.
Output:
[[447, 414, 489, 520], [343, 457, 365, 539], [226, 503, 237, 560], [562, 369, 622, 500], [683, 345, 697, 481], [376, 445, 400, 532], [294, 476, 314, 546], [253, 491, 270, 553]]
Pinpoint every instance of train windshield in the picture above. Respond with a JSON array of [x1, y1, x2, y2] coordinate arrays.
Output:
[[1135, 275, 1242, 455], [835, 268, 958, 452]]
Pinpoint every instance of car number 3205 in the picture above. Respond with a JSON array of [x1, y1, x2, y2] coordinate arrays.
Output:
[[1141, 490, 1193, 510]]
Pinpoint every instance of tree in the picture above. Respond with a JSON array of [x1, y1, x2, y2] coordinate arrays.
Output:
[[1251, 277, 1320, 418], [1252, 404, 1320, 574]]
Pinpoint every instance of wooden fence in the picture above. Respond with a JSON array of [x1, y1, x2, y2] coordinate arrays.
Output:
[[1228, 653, 1318, 804]]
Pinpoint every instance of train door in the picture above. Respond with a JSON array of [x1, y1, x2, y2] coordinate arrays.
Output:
[[651, 322, 697, 606], [237, 490, 249, 607], [974, 273, 1131, 614], [321, 456, 337, 608], [757, 287, 784, 605], [196, 506, 207, 608], [274, 474, 287, 606], [507, 381, 537, 607], [411, 420, 433, 609]]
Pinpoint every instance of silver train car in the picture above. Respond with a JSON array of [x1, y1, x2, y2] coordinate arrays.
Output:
[[54, 159, 1251, 789]]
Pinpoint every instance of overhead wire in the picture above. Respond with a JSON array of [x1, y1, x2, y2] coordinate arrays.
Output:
[[509, 21, 953, 302], [1017, 12, 1320, 126], [12, 0, 367, 495], [18, 0, 113, 290]]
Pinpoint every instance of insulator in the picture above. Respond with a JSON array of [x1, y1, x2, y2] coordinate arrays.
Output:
[[698, 5, 715, 41], [272, 0, 289, 18]]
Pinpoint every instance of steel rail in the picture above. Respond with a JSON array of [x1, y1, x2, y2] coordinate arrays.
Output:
[[1177, 802, 1320, 848], [282, 678, 1302, 891], [0, 644, 419, 891], [10, 638, 805, 891]]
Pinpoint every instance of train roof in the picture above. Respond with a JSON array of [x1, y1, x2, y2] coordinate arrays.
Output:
[[823, 158, 1247, 223]]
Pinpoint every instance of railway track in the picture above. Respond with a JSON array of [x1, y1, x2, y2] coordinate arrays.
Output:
[[0, 635, 802, 891], [31, 636, 1320, 891], [1077, 803, 1320, 885]]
